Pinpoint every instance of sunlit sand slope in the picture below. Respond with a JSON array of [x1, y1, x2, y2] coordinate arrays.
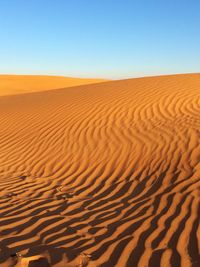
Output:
[[0, 75, 106, 96], [0, 74, 200, 267]]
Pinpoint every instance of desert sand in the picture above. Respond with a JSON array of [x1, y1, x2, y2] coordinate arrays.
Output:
[[0, 75, 106, 96], [0, 73, 200, 266]]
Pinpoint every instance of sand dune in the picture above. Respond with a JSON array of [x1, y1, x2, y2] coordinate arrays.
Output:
[[0, 73, 200, 266], [0, 75, 106, 96]]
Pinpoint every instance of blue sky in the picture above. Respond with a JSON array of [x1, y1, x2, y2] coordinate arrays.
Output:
[[0, 0, 199, 79]]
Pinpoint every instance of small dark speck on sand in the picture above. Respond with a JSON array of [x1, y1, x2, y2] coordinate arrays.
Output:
[[20, 175, 27, 180], [10, 252, 21, 257]]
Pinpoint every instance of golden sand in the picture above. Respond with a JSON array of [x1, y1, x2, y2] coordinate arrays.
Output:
[[0, 75, 106, 96], [0, 74, 200, 266]]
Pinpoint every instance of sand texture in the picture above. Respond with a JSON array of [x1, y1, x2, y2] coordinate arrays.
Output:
[[0, 75, 106, 96], [0, 74, 200, 266]]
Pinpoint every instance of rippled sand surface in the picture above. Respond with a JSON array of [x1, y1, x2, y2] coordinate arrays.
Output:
[[0, 74, 200, 267]]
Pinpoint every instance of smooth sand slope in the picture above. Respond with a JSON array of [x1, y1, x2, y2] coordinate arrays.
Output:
[[0, 75, 106, 96], [0, 74, 200, 267]]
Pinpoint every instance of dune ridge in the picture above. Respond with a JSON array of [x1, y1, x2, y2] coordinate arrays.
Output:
[[0, 75, 107, 96], [0, 73, 200, 266]]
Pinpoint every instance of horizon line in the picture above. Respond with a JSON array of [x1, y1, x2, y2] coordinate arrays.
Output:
[[0, 71, 200, 81]]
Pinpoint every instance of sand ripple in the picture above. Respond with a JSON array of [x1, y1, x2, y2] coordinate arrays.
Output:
[[0, 74, 200, 266]]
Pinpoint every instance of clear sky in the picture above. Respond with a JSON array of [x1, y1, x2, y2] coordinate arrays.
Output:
[[0, 0, 200, 79]]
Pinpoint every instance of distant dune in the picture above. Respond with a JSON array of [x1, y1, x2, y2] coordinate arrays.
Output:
[[0, 73, 200, 266], [0, 75, 107, 96]]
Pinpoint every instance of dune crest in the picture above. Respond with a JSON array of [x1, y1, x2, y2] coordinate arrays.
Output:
[[0, 75, 107, 96], [0, 73, 200, 266]]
